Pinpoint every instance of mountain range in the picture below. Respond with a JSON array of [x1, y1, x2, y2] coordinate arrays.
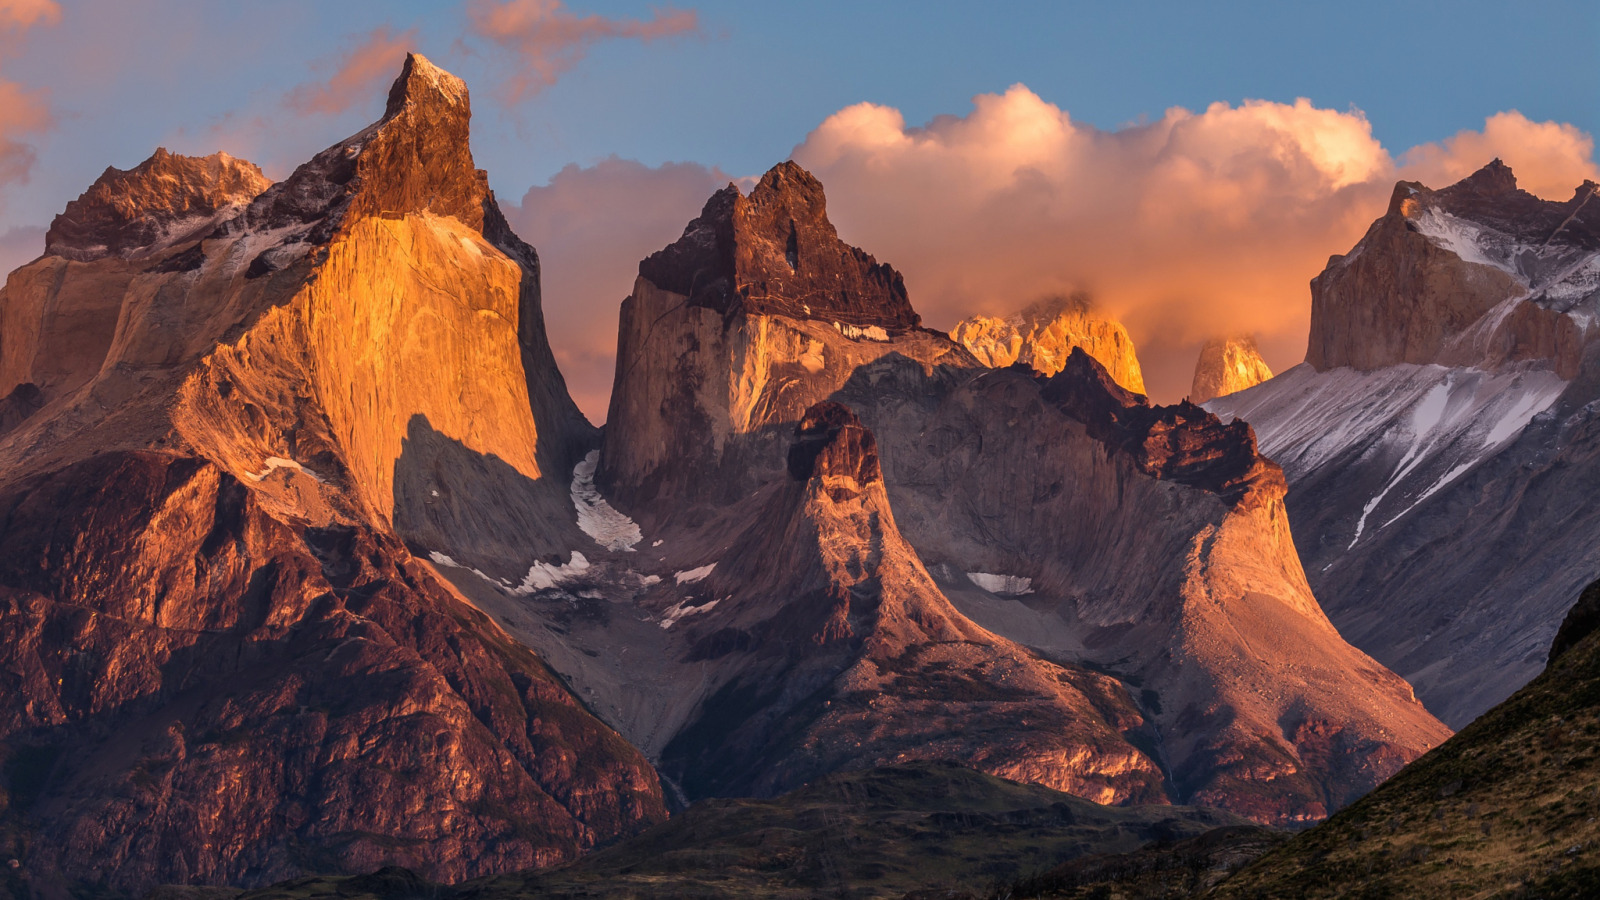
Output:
[[0, 53, 1594, 898]]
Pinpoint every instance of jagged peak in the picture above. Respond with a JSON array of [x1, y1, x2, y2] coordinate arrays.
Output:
[[45, 147, 272, 262], [224, 53, 502, 266], [638, 161, 920, 332], [1457, 157, 1519, 194], [383, 52, 469, 120]]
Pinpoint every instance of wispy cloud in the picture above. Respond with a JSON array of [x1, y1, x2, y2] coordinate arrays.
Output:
[[0, 0, 59, 33], [284, 25, 418, 117], [466, 0, 699, 101], [0, 0, 57, 205]]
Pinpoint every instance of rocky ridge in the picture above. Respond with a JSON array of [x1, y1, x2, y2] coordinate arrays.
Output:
[[487, 161, 1457, 827], [950, 294, 1148, 393], [1210, 161, 1600, 727], [1190, 335, 1273, 404], [0, 54, 663, 893]]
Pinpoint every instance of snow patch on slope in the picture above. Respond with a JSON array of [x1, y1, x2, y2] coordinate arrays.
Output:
[[659, 598, 719, 630], [674, 563, 716, 585], [966, 572, 1034, 596], [571, 449, 642, 551], [245, 456, 322, 483]]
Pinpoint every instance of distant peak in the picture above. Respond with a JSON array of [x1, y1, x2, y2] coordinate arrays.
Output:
[[1459, 158, 1519, 194], [384, 52, 469, 120], [46, 148, 272, 261]]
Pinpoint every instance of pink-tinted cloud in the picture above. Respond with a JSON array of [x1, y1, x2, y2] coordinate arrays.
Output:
[[501, 156, 727, 421], [0, 0, 59, 32], [0, 79, 51, 201], [788, 90, 1600, 400], [0, 0, 56, 205], [467, 0, 699, 101], [1399, 111, 1600, 200], [284, 25, 417, 117]]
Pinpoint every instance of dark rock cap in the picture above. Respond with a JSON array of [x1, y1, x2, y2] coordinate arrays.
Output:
[[230, 52, 502, 251], [639, 161, 921, 332]]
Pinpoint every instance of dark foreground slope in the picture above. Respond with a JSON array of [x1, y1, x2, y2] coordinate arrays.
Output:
[[1209, 578, 1600, 898], [223, 764, 1256, 900]]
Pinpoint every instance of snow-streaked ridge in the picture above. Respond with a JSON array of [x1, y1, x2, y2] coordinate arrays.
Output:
[[1210, 363, 1566, 547]]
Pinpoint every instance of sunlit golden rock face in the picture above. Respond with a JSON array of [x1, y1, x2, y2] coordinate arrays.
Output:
[[1190, 334, 1274, 403], [950, 294, 1147, 393], [0, 53, 662, 893]]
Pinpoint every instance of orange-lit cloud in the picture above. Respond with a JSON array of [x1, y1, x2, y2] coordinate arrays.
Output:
[[1399, 111, 1600, 200], [516, 98, 1599, 417], [466, 0, 699, 101], [0, 0, 58, 32], [791, 88, 1396, 398], [786, 90, 1600, 399], [501, 156, 727, 421], [285, 25, 417, 117]]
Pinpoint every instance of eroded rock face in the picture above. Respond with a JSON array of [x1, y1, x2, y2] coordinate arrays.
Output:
[[951, 295, 1147, 393], [1308, 160, 1600, 376], [1190, 335, 1273, 404], [579, 163, 1449, 826], [44, 148, 271, 262], [0, 54, 661, 892]]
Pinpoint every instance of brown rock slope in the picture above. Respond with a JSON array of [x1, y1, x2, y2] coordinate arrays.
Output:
[[552, 161, 1449, 826], [1208, 161, 1600, 727], [0, 54, 664, 892], [1212, 578, 1600, 898], [950, 293, 1147, 393], [658, 402, 1170, 804], [1189, 335, 1272, 404]]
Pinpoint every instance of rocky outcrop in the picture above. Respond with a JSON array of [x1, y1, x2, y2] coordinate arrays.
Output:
[[1308, 160, 1600, 376], [563, 163, 1450, 826], [950, 294, 1147, 393], [636, 161, 918, 332], [44, 148, 270, 262], [0, 54, 662, 892], [0, 452, 663, 891], [1190, 335, 1273, 403], [1210, 162, 1600, 729]]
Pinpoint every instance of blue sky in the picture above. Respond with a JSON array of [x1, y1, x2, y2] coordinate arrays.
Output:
[[4, 1, 1594, 227], [1, 1, 1596, 414]]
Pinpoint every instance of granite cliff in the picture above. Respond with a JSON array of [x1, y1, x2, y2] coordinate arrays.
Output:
[[0, 55, 664, 893]]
